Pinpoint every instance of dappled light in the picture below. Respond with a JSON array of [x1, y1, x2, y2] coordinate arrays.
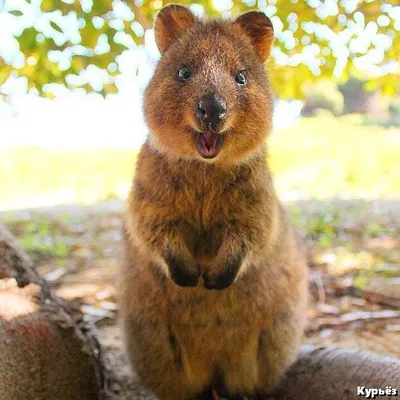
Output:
[[0, 1, 399, 399]]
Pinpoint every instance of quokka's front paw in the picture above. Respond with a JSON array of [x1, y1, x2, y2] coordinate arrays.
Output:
[[165, 253, 200, 287], [203, 252, 243, 290]]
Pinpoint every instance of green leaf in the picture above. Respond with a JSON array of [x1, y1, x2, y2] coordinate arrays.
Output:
[[41, 0, 55, 12], [17, 27, 40, 51], [9, 10, 24, 16], [0, 65, 12, 85], [5, 0, 400, 97], [50, 21, 64, 33]]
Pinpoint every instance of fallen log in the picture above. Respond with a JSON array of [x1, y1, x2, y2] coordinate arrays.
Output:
[[273, 345, 400, 400], [0, 223, 115, 400]]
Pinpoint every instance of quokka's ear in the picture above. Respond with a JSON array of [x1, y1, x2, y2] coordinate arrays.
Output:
[[154, 4, 196, 54], [235, 11, 274, 62]]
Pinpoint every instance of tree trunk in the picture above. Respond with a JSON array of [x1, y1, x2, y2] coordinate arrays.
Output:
[[273, 345, 400, 400]]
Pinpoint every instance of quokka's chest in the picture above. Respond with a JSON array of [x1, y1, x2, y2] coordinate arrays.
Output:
[[166, 174, 264, 226]]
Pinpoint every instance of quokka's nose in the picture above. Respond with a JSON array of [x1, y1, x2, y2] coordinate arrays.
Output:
[[195, 95, 227, 131]]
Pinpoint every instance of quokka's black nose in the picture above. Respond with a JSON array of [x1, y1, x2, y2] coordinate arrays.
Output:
[[195, 94, 227, 131]]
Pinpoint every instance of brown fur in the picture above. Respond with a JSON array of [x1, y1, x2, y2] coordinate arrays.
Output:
[[119, 5, 308, 399]]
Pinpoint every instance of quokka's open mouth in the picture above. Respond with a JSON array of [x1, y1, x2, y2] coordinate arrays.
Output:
[[194, 130, 225, 159]]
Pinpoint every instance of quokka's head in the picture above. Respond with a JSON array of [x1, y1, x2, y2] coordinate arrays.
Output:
[[144, 4, 274, 164]]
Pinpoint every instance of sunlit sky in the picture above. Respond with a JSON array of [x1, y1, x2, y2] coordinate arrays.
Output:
[[0, 0, 398, 150]]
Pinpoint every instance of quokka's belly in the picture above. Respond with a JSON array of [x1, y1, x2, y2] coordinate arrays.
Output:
[[165, 285, 265, 383], [169, 316, 262, 388]]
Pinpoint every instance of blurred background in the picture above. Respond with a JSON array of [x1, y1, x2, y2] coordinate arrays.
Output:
[[0, 0, 399, 383], [1, 0, 399, 209]]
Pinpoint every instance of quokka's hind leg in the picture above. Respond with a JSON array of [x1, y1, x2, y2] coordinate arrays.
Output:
[[255, 317, 304, 394], [123, 316, 209, 400]]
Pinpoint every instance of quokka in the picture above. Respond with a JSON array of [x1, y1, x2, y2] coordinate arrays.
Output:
[[119, 5, 308, 399]]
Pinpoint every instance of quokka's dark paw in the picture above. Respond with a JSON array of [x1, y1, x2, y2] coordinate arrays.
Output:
[[165, 253, 200, 287], [203, 253, 243, 290], [203, 270, 236, 290]]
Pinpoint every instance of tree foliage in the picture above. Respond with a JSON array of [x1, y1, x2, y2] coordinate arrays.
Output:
[[303, 79, 344, 115], [0, 0, 399, 99]]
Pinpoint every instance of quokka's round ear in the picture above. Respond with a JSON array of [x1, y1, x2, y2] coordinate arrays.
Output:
[[154, 4, 196, 54], [235, 11, 274, 62]]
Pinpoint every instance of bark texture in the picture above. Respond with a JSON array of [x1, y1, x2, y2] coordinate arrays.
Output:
[[0, 223, 114, 400], [273, 344, 400, 400]]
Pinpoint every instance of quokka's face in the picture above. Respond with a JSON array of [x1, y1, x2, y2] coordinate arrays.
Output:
[[144, 5, 275, 164]]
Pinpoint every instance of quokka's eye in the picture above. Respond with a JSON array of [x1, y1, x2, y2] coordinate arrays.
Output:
[[177, 65, 192, 82], [235, 70, 247, 85]]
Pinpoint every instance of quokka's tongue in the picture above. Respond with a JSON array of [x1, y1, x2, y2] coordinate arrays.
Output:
[[201, 131, 218, 152], [195, 130, 223, 159]]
